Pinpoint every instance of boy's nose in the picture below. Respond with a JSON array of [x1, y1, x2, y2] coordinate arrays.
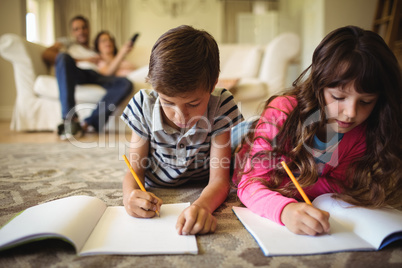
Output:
[[175, 109, 189, 123]]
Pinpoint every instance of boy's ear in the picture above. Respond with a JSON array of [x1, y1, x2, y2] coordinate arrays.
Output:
[[211, 78, 219, 93]]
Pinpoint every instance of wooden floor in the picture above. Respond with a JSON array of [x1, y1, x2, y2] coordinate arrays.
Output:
[[0, 120, 131, 144]]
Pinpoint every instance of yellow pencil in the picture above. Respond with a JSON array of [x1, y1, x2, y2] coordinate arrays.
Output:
[[123, 154, 160, 216], [280, 161, 313, 206]]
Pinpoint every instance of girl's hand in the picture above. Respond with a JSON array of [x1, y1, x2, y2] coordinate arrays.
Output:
[[281, 202, 330, 236], [124, 189, 162, 218], [176, 204, 217, 235]]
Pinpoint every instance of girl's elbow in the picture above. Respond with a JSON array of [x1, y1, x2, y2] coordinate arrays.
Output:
[[237, 186, 245, 201], [236, 177, 250, 200]]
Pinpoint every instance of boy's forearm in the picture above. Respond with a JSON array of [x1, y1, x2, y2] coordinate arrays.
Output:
[[122, 171, 142, 204], [197, 131, 231, 212], [193, 178, 230, 213]]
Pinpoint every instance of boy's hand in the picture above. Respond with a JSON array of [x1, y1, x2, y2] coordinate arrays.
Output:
[[281, 202, 330, 236], [124, 189, 162, 218], [176, 204, 217, 235]]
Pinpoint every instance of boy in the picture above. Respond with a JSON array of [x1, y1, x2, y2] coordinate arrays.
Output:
[[121, 25, 243, 235]]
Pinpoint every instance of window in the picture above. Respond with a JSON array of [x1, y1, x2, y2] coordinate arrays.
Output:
[[26, 0, 38, 42], [26, 0, 54, 45]]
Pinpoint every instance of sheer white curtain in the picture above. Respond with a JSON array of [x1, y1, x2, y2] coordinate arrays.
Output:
[[54, 0, 128, 47]]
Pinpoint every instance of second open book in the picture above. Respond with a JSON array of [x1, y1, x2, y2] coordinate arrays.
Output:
[[0, 196, 198, 256], [233, 193, 402, 256]]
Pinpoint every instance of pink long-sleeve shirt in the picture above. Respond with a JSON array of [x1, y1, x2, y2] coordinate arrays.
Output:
[[236, 96, 367, 225]]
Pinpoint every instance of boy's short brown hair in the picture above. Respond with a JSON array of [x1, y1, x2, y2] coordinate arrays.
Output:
[[146, 25, 220, 96]]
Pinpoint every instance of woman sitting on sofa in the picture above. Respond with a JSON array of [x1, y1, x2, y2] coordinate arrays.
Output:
[[94, 30, 136, 77]]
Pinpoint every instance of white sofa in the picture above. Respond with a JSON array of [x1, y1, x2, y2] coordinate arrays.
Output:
[[0, 33, 300, 131], [218, 33, 300, 119], [0, 33, 151, 132]]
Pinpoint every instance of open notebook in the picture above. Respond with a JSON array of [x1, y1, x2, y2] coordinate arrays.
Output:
[[0, 195, 198, 256], [233, 193, 402, 256]]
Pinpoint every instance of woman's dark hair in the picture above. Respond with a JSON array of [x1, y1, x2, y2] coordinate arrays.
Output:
[[94, 31, 118, 56]]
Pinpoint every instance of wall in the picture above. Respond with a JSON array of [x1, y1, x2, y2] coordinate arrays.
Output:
[[123, 0, 223, 67], [300, 0, 377, 70], [299, 0, 325, 70], [0, 0, 26, 120], [278, 0, 322, 85], [324, 0, 377, 35], [275, 0, 376, 85]]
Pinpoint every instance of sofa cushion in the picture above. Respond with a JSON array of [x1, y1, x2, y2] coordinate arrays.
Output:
[[33, 75, 106, 103], [219, 44, 262, 79], [232, 77, 269, 101], [258, 33, 300, 92], [127, 65, 153, 91]]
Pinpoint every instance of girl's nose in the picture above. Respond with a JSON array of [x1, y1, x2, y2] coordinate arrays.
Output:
[[343, 101, 357, 119]]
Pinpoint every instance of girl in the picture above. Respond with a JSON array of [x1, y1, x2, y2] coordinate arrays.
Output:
[[235, 26, 402, 236], [94, 31, 136, 77]]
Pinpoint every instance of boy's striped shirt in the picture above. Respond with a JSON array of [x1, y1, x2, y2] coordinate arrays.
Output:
[[121, 88, 243, 186]]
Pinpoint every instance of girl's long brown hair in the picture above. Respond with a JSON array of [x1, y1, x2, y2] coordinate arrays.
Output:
[[240, 26, 402, 209]]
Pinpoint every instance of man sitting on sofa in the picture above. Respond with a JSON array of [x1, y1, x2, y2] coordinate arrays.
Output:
[[42, 15, 133, 140]]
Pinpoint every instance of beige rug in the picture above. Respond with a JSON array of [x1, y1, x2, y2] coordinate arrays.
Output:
[[0, 142, 401, 268]]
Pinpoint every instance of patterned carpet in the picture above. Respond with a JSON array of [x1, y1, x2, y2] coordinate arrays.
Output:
[[0, 142, 401, 268]]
